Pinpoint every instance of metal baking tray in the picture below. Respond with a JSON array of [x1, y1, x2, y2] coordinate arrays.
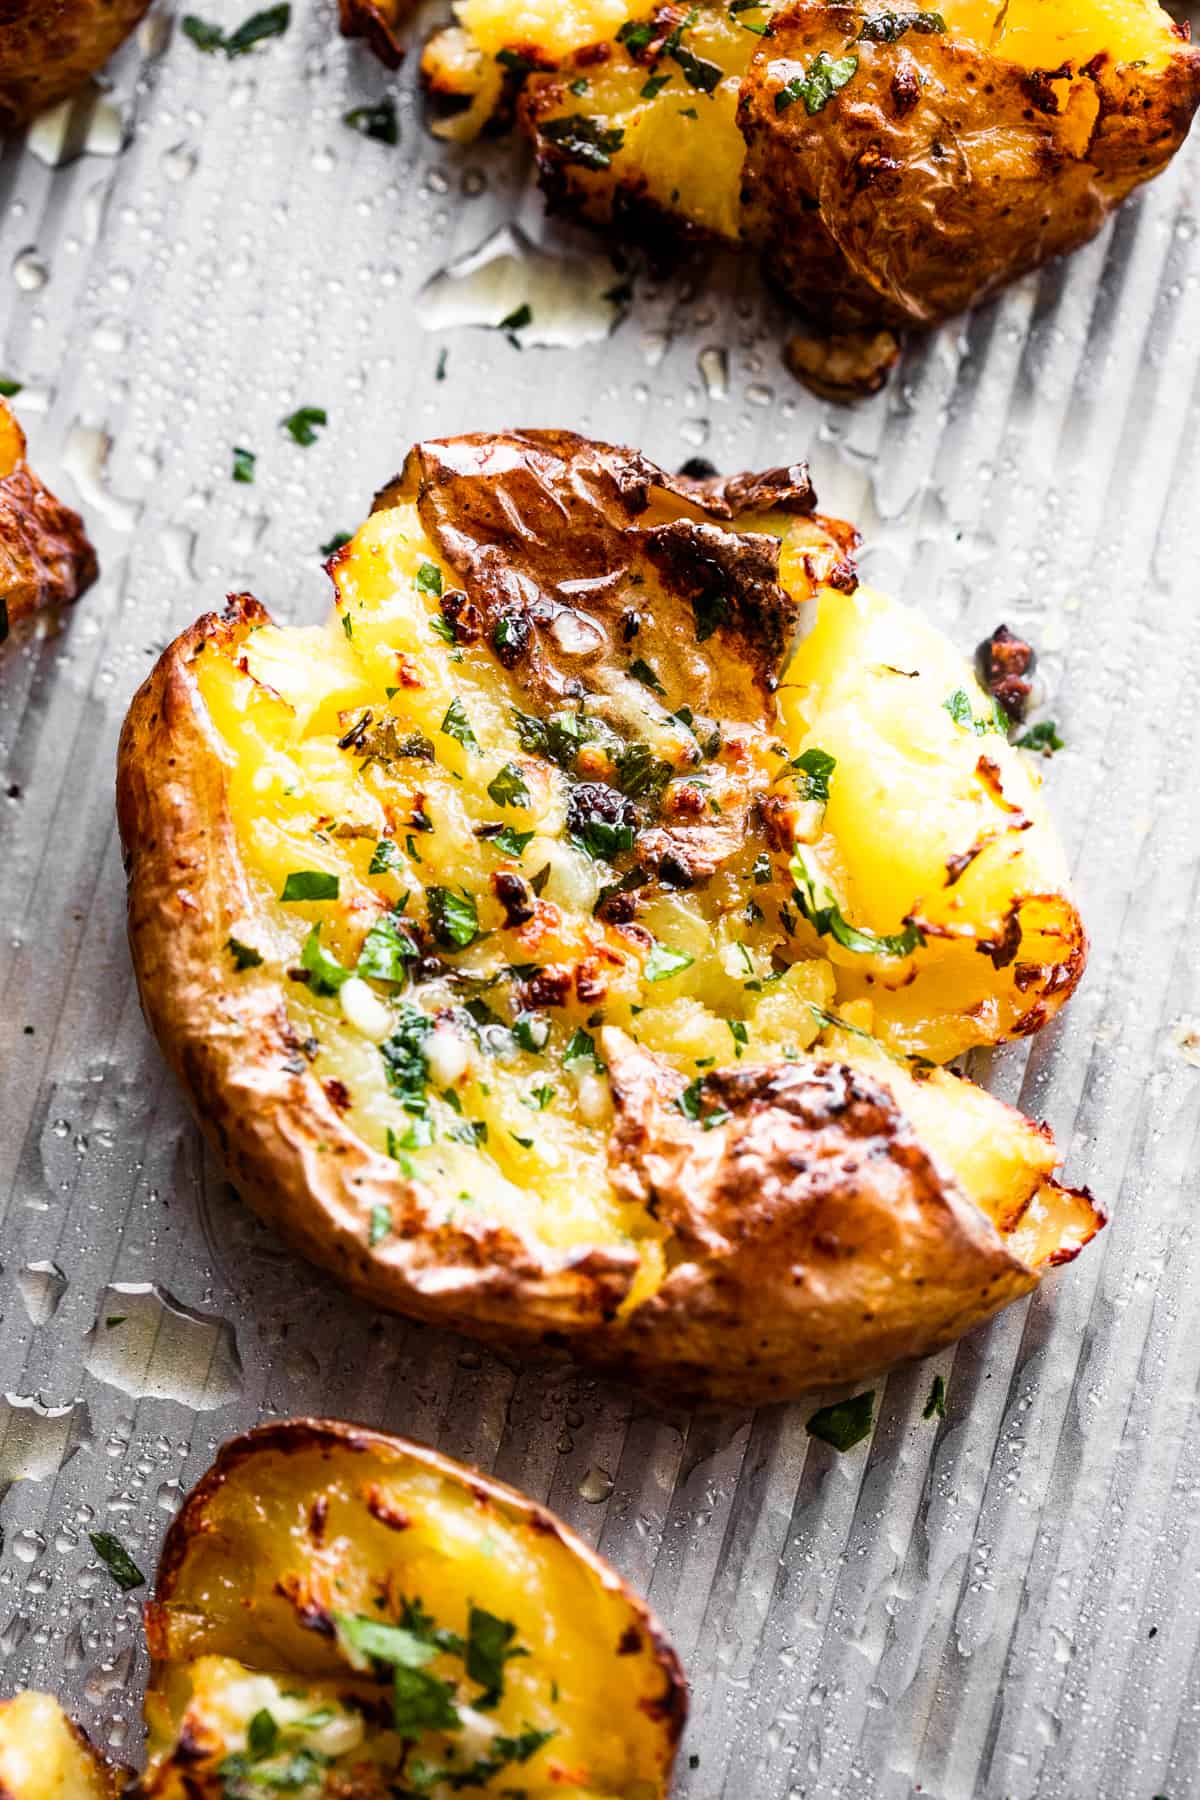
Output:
[[3, 4, 1200, 1793]]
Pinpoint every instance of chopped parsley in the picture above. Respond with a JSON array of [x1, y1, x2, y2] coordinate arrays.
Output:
[[752, 852, 772, 885], [282, 405, 326, 447], [944, 687, 1006, 735], [466, 1605, 529, 1709], [1017, 719, 1064, 755], [356, 912, 418, 984], [231, 445, 256, 483], [493, 825, 534, 857], [183, 5, 290, 55], [247, 1710, 278, 1758], [563, 1027, 605, 1071], [440, 696, 479, 751], [514, 1010, 550, 1052], [923, 1373, 947, 1420], [540, 114, 625, 171], [615, 741, 673, 800], [644, 940, 694, 982], [427, 887, 479, 949], [0, 376, 22, 397], [629, 657, 666, 695], [369, 1204, 392, 1246], [369, 838, 403, 876], [88, 1531, 145, 1591], [301, 925, 352, 994], [280, 870, 339, 903], [692, 590, 730, 641], [641, 72, 672, 97], [343, 97, 399, 143], [792, 745, 836, 804], [775, 50, 858, 114], [379, 1005, 433, 1114], [790, 846, 923, 958], [416, 561, 444, 597], [226, 936, 263, 970], [806, 1390, 875, 1452], [567, 784, 637, 861], [487, 762, 532, 809], [499, 303, 533, 342], [321, 531, 351, 556]]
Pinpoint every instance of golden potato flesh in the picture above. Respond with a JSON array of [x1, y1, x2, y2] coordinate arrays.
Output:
[[117, 431, 1100, 1398], [418, 0, 1200, 326], [0, 1693, 124, 1799], [0, 0, 152, 134], [0, 399, 97, 646], [142, 1420, 685, 1798]]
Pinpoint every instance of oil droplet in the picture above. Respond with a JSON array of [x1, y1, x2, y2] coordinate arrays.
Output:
[[83, 1283, 244, 1411], [63, 424, 140, 533], [0, 1394, 91, 1491], [578, 1465, 614, 1504], [12, 249, 49, 293], [16, 1261, 68, 1326], [698, 345, 729, 400], [416, 224, 626, 351]]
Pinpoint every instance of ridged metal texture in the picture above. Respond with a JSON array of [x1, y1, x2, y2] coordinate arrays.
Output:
[[2, 5, 1200, 1794]]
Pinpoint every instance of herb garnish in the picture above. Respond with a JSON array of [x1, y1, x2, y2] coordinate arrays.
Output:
[[280, 870, 339, 903], [282, 405, 326, 446], [226, 937, 263, 970], [493, 825, 535, 858], [344, 97, 399, 143], [182, 5, 290, 56], [540, 114, 625, 171], [357, 912, 418, 984], [775, 50, 858, 114], [321, 531, 351, 556], [487, 762, 532, 809], [1016, 720, 1064, 755], [629, 657, 666, 695], [0, 376, 22, 397], [427, 887, 479, 948], [792, 746, 836, 803], [806, 1390, 875, 1452], [923, 1374, 946, 1420], [379, 1005, 433, 1115], [944, 687, 1006, 735], [89, 1531, 145, 1590], [232, 445, 256, 483], [790, 846, 923, 958], [440, 697, 479, 751], [644, 940, 694, 982], [301, 924, 352, 994], [416, 561, 443, 597], [858, 9, 945, 42]]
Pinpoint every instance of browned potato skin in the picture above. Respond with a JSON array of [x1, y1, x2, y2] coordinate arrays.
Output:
[[338, 0, 413, 68], [0, 400, 97, 641], [0, 0, 152, 135], [738, 2, 1200, 328], [116, 426, 1054, 1402]]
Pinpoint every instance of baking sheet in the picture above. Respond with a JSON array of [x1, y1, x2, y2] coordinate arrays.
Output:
[[3, 5, 1200, 1793]]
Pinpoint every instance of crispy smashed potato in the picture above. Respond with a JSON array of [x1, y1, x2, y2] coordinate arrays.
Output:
[[413, 0, 1200, 329], [0, 400, 97, 647], [142, 1420, 684, 1797], [0, 0, 151, 134], [117, 430, 1100, 1400], [0, 1692, 125, 1799], [0, 1421, 683, 1798]]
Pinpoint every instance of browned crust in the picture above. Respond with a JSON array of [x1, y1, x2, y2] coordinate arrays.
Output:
[[0, 401, 97, 640], [0, 0, 152, 134], [146, 1417, 689, 1753], [737, 1, 1200, 328], [337, 0, 412, 69]]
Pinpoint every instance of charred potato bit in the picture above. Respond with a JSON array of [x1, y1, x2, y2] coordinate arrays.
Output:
[[0, 400, 97, 647], [117, 430, 1100, 1400], [0, 0, 152, 134], [414, 0, 1200, 329]]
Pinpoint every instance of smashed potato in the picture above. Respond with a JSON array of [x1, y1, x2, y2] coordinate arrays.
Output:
[[413, 0, 1200, 329], [117, 430, 1100, 1399], [0, 400, 97, 647]]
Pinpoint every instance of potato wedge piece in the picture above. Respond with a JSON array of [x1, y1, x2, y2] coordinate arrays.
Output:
[[0, 1692, 125, 1799], [0, 400, 97, 646], [0, 0, 151, 134], [141, 1419, 685, 1798], [117, 431, 1099, 1399], [412, 0, 1200, 329]]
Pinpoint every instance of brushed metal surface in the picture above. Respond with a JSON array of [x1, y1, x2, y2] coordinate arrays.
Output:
[[2, 6, 1200, 1795]]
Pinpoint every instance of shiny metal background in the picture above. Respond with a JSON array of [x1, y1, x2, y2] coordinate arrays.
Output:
[[3, 6, 1200, 1794]]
